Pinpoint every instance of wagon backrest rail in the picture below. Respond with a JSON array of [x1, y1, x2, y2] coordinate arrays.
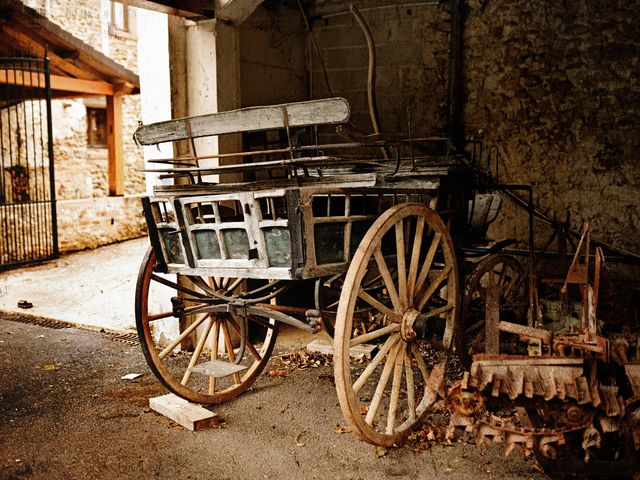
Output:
[[133, 97, 351, 146]]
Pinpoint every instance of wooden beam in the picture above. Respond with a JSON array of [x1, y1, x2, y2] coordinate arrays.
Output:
[[125, 0, 215, 18], [214, 0, 264, 24], [0, 24, 99, 80], [0, 69, 113, 95], [107, 95, 124, 196]]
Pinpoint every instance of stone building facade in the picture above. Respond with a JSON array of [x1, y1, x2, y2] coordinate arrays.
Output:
[[24, 0, 146, 252]]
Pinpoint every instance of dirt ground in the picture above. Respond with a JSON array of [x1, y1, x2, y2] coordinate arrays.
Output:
[[0, 316, 548, 480]]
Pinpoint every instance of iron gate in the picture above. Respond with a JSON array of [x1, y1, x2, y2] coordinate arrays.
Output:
[[0, 53, 58, 270]]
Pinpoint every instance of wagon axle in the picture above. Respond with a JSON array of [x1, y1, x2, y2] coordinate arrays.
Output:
[[400, 309, 435, 342]]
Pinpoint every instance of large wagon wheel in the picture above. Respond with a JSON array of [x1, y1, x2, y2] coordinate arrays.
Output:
[[334, 203, 459, 446], [136, 247, 278, 404], [457, 254, 526, 367]]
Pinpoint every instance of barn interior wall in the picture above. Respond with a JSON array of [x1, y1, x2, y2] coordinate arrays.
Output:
[[463, 0, 640, 259], [302, 0, 639, 262], [308, 1, 451, 139], [239, 3, 307, 107]]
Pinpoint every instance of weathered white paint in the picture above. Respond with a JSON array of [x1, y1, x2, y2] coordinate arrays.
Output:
[[134, 97, 351, 145], [136, 7, 172, 194]]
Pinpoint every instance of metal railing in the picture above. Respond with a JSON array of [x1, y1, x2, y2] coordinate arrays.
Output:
[[0, 52, 58, 270]]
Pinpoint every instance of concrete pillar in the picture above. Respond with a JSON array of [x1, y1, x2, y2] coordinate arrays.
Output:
[[169, 17, 242, 183]]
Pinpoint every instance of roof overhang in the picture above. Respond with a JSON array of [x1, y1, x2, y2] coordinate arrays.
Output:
[[126, 0, 263, 24], [0, 0, 140, 98]]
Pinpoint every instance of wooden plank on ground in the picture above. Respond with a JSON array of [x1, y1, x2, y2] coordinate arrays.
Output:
[[307, 339, 377, 359], [149, 394, 218, 431]]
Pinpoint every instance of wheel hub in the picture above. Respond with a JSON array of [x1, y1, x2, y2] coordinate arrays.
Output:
[[401, 308, 434, 341], [400, 309, 420, 341]]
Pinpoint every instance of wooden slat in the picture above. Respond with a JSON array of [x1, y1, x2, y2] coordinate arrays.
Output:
[[0, 69, 113, 95], [134, 97, 351, 145]]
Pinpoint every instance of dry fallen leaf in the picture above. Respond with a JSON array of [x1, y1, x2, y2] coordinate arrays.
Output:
[[374, 447, 388, 458], [38, 364, 59, 371], [281, 403, 290, 413], [268, 369, 289, 377], [334, 426, 352, 434], [359, 405, 369, 415], [295, 430, 306, 447]]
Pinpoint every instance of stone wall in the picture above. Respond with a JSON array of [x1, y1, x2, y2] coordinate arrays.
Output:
[[463, 0, 640, 255], [304, 0, 640, 261], [18, 0, 146, 252], [56, 195, 146, 252]]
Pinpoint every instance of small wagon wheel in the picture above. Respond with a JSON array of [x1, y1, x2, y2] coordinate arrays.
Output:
[[457, 254, 526, 367], [334, 203, 459, 446], [136, 247, 278, 404]]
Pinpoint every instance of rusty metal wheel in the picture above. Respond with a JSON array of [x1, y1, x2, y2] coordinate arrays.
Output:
[[135, 247, 278, 404], [334, 203, 459, 446], [457, 254, 526, 367]]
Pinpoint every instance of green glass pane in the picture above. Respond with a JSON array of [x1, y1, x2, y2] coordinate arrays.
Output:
[[223, 229, 250, 259], [161, 230, 185, 264], [314, 223, 344, 265], [264, 227, 291, 267], [194, 230, 221, 259]]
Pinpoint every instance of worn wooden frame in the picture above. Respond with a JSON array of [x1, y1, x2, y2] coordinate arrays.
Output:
[[138, 97, 468, 281]]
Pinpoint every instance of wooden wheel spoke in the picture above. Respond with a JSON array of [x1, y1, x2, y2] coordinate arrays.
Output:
[[464, 318, 484, 335], [410, 343, 430, 383], [413, 232, 441, 300], [158, 313, 209, 360], [395, 221, 408, 310], [353, 334, 400, 394], [365, 342, 401, 426], [226, 277, 243, 293], [405, 346, 416, 422], [350, 323, 399, 347], [362, 273, 383, 289], [357, 289, 401, 322], [407, 216, 425, 301], [148, 304, 207, 322], [386, 347, 405, 434], [502, 269, 521, 299], [221, 321, 242, 385], [181, 316, 215, 386], [416, 265, 452, 310], [424, 303, 454, 319], [147, 310, 175, 322], [150, 273, 207, 299], [247, 315, 276, 330], [373, 247, 402, 313], [208, 319, 221, 394]]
